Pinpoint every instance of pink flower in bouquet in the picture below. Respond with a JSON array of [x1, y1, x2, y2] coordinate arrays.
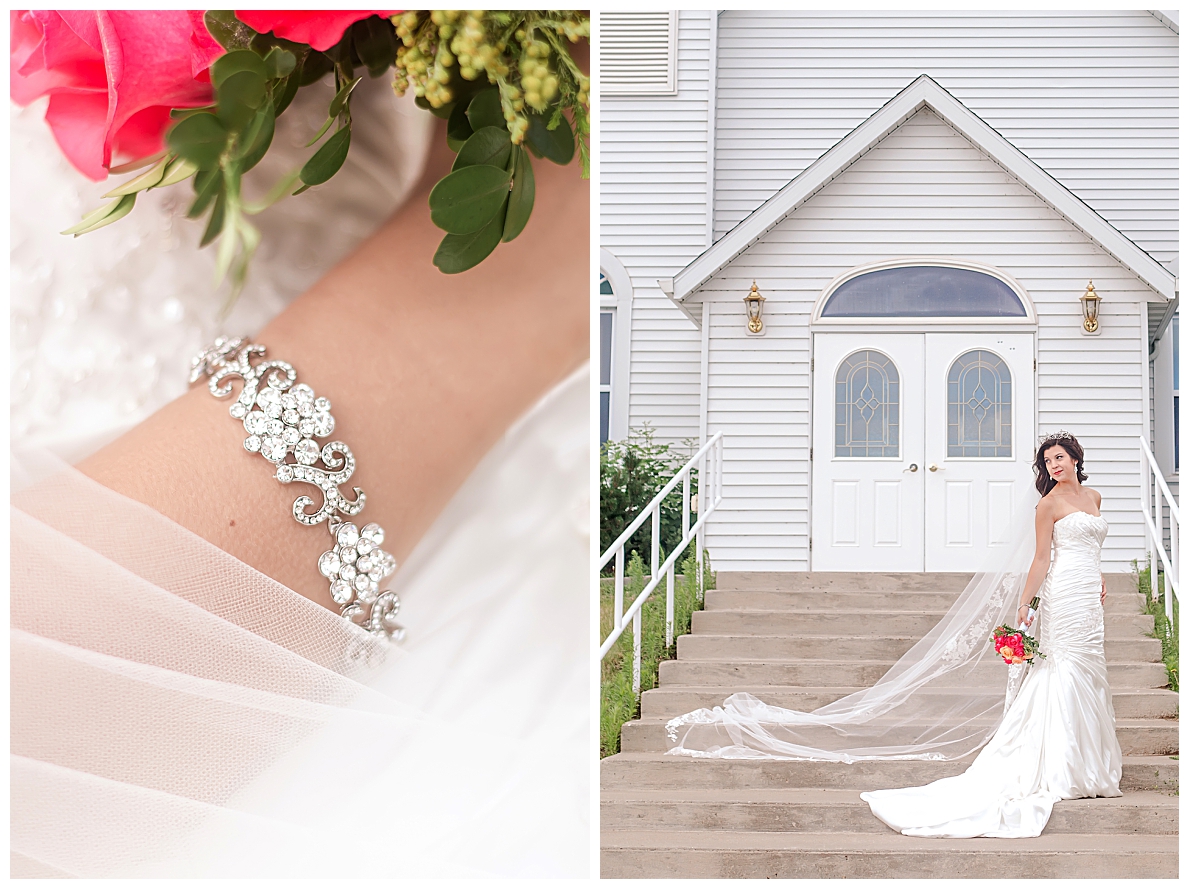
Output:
[[235, 11, 400, 52], [11, 10, 224, 180]]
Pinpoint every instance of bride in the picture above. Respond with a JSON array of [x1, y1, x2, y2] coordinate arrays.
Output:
[[666, 432, 1122, 839]]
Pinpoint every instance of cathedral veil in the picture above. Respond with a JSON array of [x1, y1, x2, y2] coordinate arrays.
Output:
[[665, 493, 1043, 762]]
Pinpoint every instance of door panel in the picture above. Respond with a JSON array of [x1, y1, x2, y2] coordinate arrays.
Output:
[[812, 334, 925, 571], [923, 333, 1035, 571]]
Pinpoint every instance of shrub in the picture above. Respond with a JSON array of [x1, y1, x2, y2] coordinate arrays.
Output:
[[600, 425, 697, 571]]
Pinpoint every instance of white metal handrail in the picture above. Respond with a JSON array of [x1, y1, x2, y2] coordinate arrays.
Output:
[[600, 432, 725, 693], [1138, 435, 1179, 619]]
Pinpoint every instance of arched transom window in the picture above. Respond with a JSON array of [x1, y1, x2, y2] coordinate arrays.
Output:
[[835, 350, 900, 457], [822, 265, 1028, 318], [948, 350, 1012, 457]]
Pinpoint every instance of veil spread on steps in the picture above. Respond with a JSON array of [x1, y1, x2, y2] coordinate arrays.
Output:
[[665, 494, 1043, 762]]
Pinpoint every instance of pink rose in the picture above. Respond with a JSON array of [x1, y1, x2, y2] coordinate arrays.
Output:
[[11, 10, 224, 180], [235, 11, 400, 53]]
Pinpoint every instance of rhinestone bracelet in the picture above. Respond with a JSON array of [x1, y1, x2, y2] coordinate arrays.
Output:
[[190, 336, 405, 642]]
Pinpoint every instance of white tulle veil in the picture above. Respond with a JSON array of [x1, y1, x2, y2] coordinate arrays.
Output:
[[666, 492, 1043, 762]]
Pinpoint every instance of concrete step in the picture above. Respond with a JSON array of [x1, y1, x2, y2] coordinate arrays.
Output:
[[675, 633, 1162, 663], [659, 658, 1171, 691], [705, 589, 1147, 614], [640, 686, 1179, 719], [691, 609, 1154, 637], [716, 571, 1139, 594], [620, 717, 1178, 756], [599, 830, 1178, 878], [601, 788, 1178, 836], [601, 753, 1179, 795]]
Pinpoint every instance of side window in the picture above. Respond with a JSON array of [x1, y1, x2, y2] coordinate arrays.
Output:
[[835, 350, 900, 457]]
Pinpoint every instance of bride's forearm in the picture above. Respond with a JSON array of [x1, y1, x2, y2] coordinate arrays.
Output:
[[77, 123, 588, 610], [1019, 557, 1050, 607]]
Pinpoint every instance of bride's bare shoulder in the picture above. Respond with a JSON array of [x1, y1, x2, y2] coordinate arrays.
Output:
[[1035, 495, 1058, 523], [1087, 487, 1103, 508]]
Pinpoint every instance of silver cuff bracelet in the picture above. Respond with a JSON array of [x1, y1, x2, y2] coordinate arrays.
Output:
[[190, 336, 405, 642]]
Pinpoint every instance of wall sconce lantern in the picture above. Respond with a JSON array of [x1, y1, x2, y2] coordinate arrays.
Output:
[[744, 281, 766, 335], [1079, 280, 1101, 335]]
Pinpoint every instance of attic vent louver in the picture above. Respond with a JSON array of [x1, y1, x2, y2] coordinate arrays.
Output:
[[600, 11, 678, 96]]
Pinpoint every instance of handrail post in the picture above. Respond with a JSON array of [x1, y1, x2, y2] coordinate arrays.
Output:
[[614, 547, 624, 631], [665, 562, 675, 649], [682, 472, 690, 543], [632, 608, 642, 695], [650, 502, 661, 585]]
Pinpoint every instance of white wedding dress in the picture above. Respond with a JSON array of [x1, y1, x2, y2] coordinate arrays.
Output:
[[861, 510, 1123, 837]]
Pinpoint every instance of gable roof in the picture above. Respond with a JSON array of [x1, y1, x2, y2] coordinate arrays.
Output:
[[664, 74, 1176, 304]]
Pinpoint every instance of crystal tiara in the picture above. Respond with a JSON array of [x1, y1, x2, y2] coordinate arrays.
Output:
[[1037, 430, 1076, 446]]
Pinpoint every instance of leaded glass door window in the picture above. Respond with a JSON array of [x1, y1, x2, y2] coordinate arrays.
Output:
[[835, 350, 900, 457], [947, 350, 1012, 457]]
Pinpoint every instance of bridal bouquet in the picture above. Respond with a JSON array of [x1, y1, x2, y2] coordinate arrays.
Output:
[[990, 626, 1045, 664], [11, 9, 589, 295]]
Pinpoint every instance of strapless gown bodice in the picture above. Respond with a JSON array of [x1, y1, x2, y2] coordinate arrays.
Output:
[[861, 510, 1123, 838]]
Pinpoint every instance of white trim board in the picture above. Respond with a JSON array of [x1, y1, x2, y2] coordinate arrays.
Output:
[[668, 74, 1176, 307]]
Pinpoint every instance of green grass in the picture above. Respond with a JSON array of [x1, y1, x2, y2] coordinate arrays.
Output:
[[1134, 558, 1179, 693], [600, 546, 714, 758]]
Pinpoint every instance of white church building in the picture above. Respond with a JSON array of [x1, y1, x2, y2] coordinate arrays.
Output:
[[599, 10, 1178, 573]]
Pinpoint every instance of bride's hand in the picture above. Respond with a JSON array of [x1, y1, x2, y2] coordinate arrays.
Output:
[[1017, 604, 1033, 627]]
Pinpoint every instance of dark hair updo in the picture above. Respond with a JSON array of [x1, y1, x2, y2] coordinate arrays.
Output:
[[1033, 432, 1088, 496]]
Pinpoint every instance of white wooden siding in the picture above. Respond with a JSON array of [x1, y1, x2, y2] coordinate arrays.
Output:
[[698, 110, 1152, 572], [600, 9, 714, 442], [713, 11, 1178, 266]]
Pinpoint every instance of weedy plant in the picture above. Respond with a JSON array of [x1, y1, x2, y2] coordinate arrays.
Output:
[[600, 547, 715, 758], [1134, 557, 1178, 693]]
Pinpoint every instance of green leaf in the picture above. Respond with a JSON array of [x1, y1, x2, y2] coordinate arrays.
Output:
[[299, 126, 351, 186], [169, 105, 216, 121], [211, 49, 267, 88], [446, 101, 474, 152], [237, 100, 276, 171], [188, 169, 223, 218], [217, 69, 267, 131], [452, 126, 512, 172], [107, 150, 167, 175], [167, 112, 228, 170], [243, 169, 302, 214], [299, 50, 334, 86], [433, 205, 506, 274], [62, 193, 136, 236], [156, 156, 199, 188], [465, 88, 504, 132], [263, 46, 296, 80], [271, 71, 301, 116], [103, 155, 170, 197], [502, 146, 535, 242], [200, 190, 227, 248], [304, 77, 362, 147], [525, 109, 574, 165], [204, 11, 256, 51], [428, 165, 513, 235], [329, 76, 362, 119]]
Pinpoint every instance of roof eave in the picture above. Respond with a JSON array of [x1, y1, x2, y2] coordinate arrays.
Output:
[[673, 74, 1175, 304]]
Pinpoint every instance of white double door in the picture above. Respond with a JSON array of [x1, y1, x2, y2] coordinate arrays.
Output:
[[811, 332, 1034, 571]]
